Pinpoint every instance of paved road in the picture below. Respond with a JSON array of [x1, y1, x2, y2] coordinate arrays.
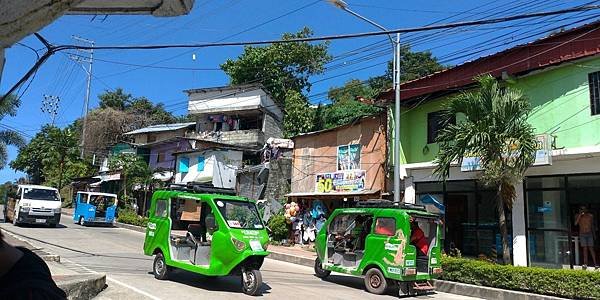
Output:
[[0, 218, 481, 300]]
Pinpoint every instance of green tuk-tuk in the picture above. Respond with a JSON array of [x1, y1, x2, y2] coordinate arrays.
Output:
[[143, 184, 270, 296], [313, 200, 443, 296]]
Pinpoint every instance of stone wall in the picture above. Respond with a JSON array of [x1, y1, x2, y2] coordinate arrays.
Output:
[[264, 158, 291, 201], [263, 112, 283, 140]]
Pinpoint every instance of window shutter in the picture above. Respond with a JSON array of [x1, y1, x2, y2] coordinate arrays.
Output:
[[179, 157, 189, 173], [197, 156, 205, 172]]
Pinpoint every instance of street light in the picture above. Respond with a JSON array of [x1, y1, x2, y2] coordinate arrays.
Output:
[[329, 0, 402, 203]]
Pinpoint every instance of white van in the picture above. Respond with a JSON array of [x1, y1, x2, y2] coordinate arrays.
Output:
[[5, 185, 62, 227]]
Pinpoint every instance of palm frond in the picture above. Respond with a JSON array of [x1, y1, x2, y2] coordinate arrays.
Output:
[[0, 130, 26, 149]]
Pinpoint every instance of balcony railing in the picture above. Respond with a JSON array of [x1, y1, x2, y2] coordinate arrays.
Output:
[[185, 129, 264, 147]]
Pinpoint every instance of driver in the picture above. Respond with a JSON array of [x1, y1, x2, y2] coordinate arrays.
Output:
[[410, 218, 429, 256]]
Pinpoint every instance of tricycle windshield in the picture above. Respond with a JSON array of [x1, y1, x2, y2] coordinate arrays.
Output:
[[216, 200, 263, 229], [23, 188, 59, 201]]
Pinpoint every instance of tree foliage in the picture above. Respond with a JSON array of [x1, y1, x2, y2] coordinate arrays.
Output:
[[283, 90, 316, 138], [221, 27, 331, 105], [0, 94, 26, 169], [10, 125, 92, 188], [109, 153, 150, 203], [433, 75, 536, 264]]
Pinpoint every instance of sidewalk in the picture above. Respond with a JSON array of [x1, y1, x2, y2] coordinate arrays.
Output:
[[268, 244, 317, 268], [2, 230, 105, 300]]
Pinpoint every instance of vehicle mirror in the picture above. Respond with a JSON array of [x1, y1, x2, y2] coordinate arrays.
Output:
[[205, 214, 217, 233]]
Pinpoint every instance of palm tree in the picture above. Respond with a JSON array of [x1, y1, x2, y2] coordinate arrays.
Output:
[[433, 75, 537, 264], [0, 94, 26, 169]]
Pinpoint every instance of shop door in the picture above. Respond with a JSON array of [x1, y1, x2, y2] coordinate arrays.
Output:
[[444, 194, 472, 254]]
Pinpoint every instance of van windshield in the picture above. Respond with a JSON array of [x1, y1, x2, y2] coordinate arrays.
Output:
[[23, 188, 59, 201], [216, 200, 263, 229]]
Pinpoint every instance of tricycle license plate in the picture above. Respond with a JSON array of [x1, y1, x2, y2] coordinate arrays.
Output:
[[249, 240, 263, 251], [35, 219, 46, 223]]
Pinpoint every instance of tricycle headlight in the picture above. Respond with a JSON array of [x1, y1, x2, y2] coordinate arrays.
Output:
[[231, 237, 246, 251]]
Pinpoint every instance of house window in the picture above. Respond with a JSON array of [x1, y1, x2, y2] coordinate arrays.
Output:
[[588, 71, 600, 115], [157, 151, 166, 163], [179, 157, 189, 173], [427, 111, 455, 144], [197, 156, 205, 172]]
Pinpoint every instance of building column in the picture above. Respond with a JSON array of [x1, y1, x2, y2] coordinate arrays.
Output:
[[404, 176, 415, 204], [512, 180, 528, 266]]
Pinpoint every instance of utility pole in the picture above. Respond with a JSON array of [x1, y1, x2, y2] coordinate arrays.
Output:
[[330, 0, 402, 203], [70, 35, 94, 158], [41, 94, 60, 126]]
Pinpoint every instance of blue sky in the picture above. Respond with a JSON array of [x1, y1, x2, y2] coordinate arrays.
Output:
[[1, 0, 599, 181]]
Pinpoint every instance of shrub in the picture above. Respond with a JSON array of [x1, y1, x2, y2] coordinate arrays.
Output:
[[117, 208, 148, 227], [267, 214, 288, 241], [441, 256, 600, 299]]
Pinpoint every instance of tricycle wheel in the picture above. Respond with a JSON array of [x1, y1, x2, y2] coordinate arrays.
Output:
[[314, 257, 331, 279], [364, 268, 388, 295], [153, 253, 171, 280], [241, 269, 262, 296]]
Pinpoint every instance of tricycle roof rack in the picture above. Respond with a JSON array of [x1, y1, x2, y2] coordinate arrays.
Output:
[[356, 199, 427, 211], [167, 182, 236, 195]]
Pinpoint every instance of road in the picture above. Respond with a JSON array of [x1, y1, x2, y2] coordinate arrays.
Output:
[[0, 217, 481, 300]]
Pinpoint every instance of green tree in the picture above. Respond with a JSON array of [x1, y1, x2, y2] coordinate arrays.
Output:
[[98, 88, 132, 110], [283, 90, 315, 138], [221, 27, 331, 104], [321, 100, 381, 129], [0, 94, 26, 169], [433, 75, 537, 264], [109, 153, 148, 204], [11, 125, 90, 188]]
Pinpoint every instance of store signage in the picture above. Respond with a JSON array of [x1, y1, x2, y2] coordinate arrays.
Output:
[[460, 134, 552, 172], [337, 144, 361, 171], [315, 170, 366, 193]]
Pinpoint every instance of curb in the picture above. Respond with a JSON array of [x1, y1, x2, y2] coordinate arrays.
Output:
[[62, 213, 146, 233], [433, 280, 567, 300], [56, 274, 106, 300], [1, 228, 61, 262], [268, 250, 314, 268]]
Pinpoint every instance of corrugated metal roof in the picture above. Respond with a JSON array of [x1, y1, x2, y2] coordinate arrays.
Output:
[[123, 122, 195, 135]]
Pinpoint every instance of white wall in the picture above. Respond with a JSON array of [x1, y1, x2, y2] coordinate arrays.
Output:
[[174, 150, 243, 189], [187, 88, 283, 120]]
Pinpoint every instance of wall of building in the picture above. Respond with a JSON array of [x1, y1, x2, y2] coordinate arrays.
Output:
[[263, 111, 283, 139], [187, 88, 283, 120], [291, 115, 387, 194], [132, 128, 190, 145], [174, 150, 243, 189], [396, 56, 600, 165], [148, 139, 191, 170]]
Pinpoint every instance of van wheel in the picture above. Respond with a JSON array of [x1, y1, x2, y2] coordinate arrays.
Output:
[[153, 253, 170, 280], [314, 257, 331, 279], [241, 269, 262, 296], [49, 223, 57, 228], [364, 268, 388, 295]]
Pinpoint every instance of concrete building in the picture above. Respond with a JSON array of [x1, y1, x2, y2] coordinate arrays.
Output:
[[185, 84, 284, 149], [378, 21, 600, 269]]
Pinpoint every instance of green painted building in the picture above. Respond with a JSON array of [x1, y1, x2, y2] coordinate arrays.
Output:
[[379, 21, 600, 269]]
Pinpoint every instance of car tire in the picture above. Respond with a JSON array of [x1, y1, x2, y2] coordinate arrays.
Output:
[[364, 268, 388, 295], [314, 257, 331, 279], [241, 269, 262, 296], [153, 252, 170, 280]]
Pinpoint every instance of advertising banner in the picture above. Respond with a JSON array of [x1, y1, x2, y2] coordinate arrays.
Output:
[[315, 170, 366, 193], [337, 144, 361, 171]]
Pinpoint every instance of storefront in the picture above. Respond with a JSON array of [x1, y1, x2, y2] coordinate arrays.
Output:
[[414, 180, 511, 259], [525, 174, 600, 268]]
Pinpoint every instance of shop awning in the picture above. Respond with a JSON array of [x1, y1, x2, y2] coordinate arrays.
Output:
[[90, 173, 122, 187], [152, 171, 173, 182], [285, 189, 380, 197]]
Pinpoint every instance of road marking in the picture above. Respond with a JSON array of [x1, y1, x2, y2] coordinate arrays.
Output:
[[60, 257, 163, 300]]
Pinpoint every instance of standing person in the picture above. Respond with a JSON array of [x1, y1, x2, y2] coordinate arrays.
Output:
[[0, 229, 67, 299], [575, 206, 597, 269]]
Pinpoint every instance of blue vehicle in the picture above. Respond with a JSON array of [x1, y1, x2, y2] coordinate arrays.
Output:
[[73, 192, 118, 226]]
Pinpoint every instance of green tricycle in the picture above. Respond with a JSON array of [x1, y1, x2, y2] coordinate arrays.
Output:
[[143, 184, 270, 296], [313, 200, 443, 296]]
